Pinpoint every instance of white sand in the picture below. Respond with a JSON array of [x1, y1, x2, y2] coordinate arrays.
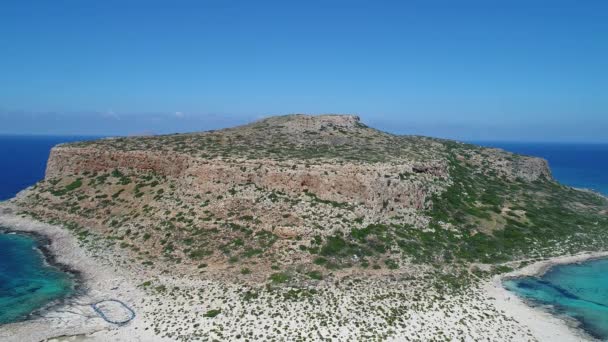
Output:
[[485, 252, 608, 342]]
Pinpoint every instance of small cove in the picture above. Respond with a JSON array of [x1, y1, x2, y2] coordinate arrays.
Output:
[[0, 231, 75, 324]]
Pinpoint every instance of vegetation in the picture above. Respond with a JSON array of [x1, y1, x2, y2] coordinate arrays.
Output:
[[18, 114, 608, 284], [269, 272, 290, 284], [203, 309, 221, 318], [14, 115, 608, 342]]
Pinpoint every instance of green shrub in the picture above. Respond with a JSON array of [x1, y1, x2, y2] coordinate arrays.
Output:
[[269, 272, 290, 283], [204, 309, 221, 318], [306, 270, 323, 280]]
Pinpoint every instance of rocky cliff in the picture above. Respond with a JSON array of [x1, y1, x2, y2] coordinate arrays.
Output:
[[17, 114, 602, 280], [45, 147, 447, 212], [44, 114, 550, 214]]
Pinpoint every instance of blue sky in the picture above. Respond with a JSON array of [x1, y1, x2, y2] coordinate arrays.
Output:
[[1, 0, 607, 141]]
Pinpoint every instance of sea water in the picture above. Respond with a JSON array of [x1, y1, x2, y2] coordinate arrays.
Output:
[[0, 232, 74, 324], [504, 259, 608, 340], [0, 135, 94, 325], [0, 135, 99, 201], [486, 142, 608, 338]]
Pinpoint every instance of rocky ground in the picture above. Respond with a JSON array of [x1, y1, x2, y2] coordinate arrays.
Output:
[[2, 204, 597, 341], [2, 114, 607, 341], [0, 205, 544, 342]]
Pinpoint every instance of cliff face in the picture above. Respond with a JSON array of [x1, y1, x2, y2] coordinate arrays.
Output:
[[46, 147, 190, 179], [457, 145, 552, 182], [44, 147, 550, 217], [45, 114, 550, 215], [45, 146, 448, 212]]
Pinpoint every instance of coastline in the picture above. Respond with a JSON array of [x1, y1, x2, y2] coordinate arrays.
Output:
[[0, 227, 85, 324], [485, 251, 608, 342], [0, 203, 163, 342], [1, 197, 606, 341]]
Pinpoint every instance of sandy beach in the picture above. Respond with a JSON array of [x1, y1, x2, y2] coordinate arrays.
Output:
[[485, 252, 608, 342]]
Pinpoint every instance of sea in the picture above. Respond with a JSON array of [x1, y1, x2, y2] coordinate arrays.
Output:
[[503, 259, 608, 340], [0, 233, 74, 324], [0, 136, 607, 330], [0, 135, 97, 324]]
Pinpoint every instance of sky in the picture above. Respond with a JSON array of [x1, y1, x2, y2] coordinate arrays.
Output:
[[1, 0, 607, 142]]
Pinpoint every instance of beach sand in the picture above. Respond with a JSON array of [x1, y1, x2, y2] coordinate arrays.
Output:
[[0, 205, 166, 342], [485, 252, 608, 342]]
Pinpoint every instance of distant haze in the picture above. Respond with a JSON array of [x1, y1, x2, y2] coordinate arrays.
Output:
[[1, 1, 607, 142]]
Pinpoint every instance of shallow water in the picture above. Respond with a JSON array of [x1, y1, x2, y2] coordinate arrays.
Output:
[[504, 258, 608, 340], [0, 232, 74, 324]]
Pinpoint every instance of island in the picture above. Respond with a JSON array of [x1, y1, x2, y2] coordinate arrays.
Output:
[[1, 114, 607, 341]]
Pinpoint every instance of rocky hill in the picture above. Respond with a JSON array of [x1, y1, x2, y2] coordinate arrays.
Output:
[[15, 114, 607, 281], [6, 114, 608, 341]]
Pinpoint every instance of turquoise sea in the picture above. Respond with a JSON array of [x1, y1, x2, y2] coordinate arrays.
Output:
[[504, 259, 608, 340], [480, 142, 608, 339], [0, 136, 96, 324], [0, 232, 74, 324]]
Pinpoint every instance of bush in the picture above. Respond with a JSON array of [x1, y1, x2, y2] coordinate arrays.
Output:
[[204, 309, 221, 318], [384, 259, 399, 269], [269, 272, 290, 283], [320, 236, 347, 256], [306, 270, 323, 280]]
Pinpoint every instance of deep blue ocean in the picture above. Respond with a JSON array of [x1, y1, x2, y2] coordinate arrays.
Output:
[[0, 135, 99, 201], [0, 136, 607, 329]]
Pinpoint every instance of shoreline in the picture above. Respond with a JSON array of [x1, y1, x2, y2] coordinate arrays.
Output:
[[505, 251, 608, 279], [1, 199, 606, 341], [573, 186, 608, 200], [0, 203, 162, 342], [0, 227, 86, 324], [486, 251, 608, 342]]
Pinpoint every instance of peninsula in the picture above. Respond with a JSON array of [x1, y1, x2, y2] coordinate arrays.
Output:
[[1, 114, 607, 341]]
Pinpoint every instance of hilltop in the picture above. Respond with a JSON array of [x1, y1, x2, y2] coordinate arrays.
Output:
[[20, 114, 605, 274], [4, 114, 608, 341]]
